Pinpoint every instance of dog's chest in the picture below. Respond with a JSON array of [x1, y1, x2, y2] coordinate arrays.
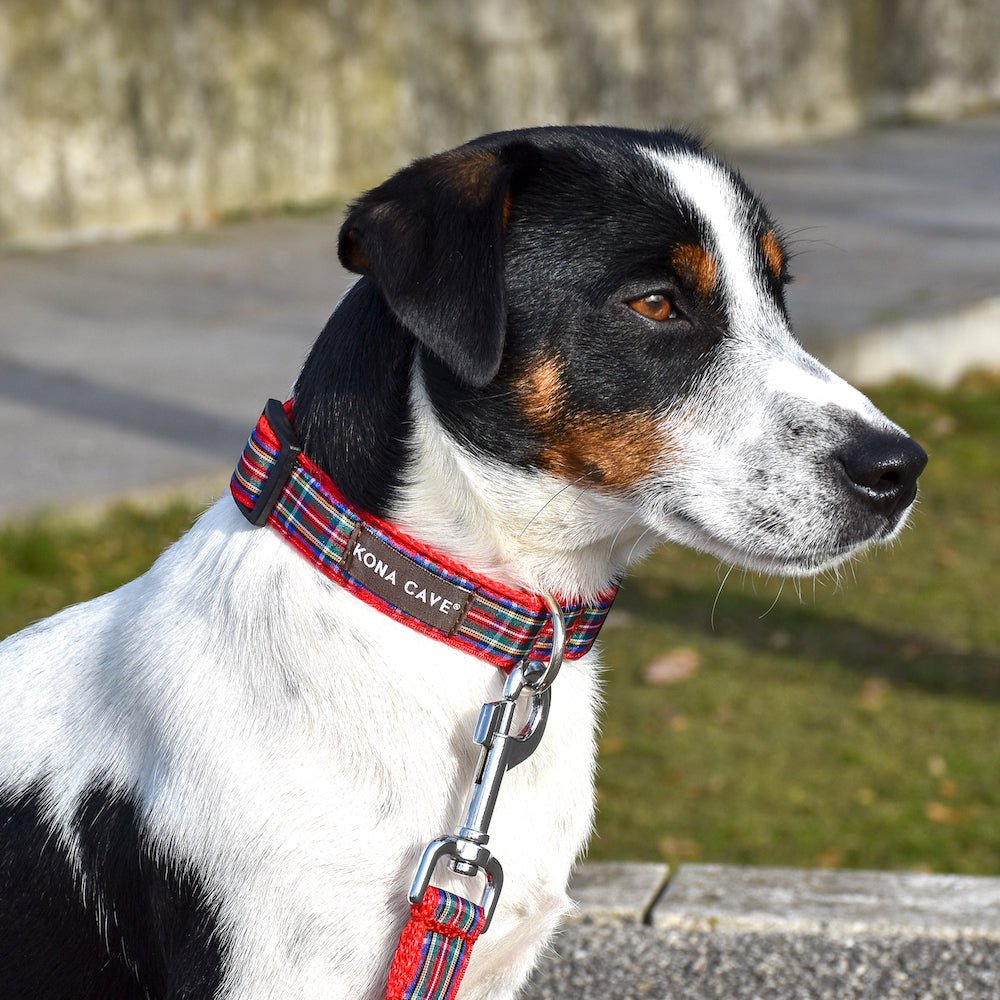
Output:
[[0, 502, 603, 999], [138, 518, 604, 996], [192, 651, 600, 999]]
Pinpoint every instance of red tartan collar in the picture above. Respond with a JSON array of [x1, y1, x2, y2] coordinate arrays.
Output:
[[231, 400, 619, 671]]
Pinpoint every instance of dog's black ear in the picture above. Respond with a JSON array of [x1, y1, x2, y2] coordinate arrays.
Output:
[[338, 143, 535, 388]]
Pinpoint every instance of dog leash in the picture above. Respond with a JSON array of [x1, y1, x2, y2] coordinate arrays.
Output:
[[231, 400, 608, 998], [385, 612, 564, 1000]]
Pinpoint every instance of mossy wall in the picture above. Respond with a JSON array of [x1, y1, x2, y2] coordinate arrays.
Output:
[[1, 0, 998, 246]]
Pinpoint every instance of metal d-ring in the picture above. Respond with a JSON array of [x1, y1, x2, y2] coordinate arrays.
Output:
[[521, 592, 567, 694]]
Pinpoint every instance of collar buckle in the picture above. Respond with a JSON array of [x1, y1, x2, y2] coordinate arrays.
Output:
[[240, 398, 302, 526]]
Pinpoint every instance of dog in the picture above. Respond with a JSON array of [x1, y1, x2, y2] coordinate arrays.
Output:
[[0, 126, 926, 1000]]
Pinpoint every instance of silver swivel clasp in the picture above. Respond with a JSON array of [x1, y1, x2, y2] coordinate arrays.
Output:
[[407, 593, 567, 931]]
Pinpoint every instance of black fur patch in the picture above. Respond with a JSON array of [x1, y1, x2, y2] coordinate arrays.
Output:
[[423, 128, 749, 477], [293, 279, 416, 516], [0, 782, 224, 1000], [293, 125, 792, 511]]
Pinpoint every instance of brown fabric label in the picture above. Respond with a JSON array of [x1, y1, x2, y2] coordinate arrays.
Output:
[[343, 526, 473, 632]]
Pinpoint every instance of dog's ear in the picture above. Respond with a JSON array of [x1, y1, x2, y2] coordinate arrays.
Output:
[[338, 143, 536, 388]]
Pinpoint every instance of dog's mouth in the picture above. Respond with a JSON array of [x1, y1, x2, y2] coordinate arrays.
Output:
[[654, 504, 911, 578]]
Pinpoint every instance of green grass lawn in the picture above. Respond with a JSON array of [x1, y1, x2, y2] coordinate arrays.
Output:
[[2, 377, 999, 875]]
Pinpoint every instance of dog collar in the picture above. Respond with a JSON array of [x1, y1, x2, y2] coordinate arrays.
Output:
[[230, 400, 618, 671]]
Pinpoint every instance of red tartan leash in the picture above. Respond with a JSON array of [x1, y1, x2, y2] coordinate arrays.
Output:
[[231, 400, 610, 999], [385, 887, 486, 1000]]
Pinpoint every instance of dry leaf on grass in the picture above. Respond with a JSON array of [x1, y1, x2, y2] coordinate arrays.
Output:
[[658, 836, 702, 861], [644, 647, 700, 685], [857, 677, 891, 711], [925, 801, 967, 825]]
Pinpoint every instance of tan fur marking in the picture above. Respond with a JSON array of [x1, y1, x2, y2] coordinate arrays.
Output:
[[341, 230, 371, 275], [516, 357, 670, 489], [671, 244, 719, 296], [761, 229, 784, 280], [518, 357, 565, 427], [539, 412, 669, 488], [436, 150, 501, 204]]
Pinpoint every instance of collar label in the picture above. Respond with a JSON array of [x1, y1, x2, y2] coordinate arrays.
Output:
[[344, 525, 474, 633]]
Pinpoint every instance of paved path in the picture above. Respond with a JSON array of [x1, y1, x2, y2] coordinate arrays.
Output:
[[2, 115, 999, 517], [529, 923, 1000, 1000]]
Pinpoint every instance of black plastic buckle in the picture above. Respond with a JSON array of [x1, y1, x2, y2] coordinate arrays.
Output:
[[240, 398, 302, 527]]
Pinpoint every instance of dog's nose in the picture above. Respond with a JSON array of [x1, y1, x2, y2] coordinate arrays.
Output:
[[839, 430, 928, 518]]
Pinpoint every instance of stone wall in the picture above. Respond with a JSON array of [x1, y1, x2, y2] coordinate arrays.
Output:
[[2, 0, 999, 247]]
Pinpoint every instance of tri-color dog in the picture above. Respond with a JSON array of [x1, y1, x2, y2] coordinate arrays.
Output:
[[0, 126, 926, 1000]]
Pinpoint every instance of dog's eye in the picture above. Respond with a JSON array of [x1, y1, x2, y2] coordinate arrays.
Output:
[[627, 293, 678, 322]]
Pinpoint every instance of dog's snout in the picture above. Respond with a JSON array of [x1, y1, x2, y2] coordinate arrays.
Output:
[[838, 430, 928, 518]]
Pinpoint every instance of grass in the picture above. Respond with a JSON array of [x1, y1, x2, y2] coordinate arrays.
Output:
[[0, 502, 198, 639], [2, 377, 999, 875]]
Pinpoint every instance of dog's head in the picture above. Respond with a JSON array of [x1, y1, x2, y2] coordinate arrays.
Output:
[[329, 126, 926, 579]]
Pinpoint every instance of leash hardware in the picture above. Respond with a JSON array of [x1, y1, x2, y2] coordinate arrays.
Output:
[[408, 663, 548, 932], [521, 592, 566, 693], [408, 598, 567, 933], [459, 662, 551, 841], [408, 836, 504, 931]]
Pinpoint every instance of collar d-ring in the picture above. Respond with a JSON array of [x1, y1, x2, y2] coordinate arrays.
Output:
[[521, 592, 566, 693]]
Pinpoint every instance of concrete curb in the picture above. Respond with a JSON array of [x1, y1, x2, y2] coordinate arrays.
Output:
[[569, 861, 1000, 938], [566, 861, 671, 925], [534, 862, 1000, 998], [652, 863, 1000, 941]]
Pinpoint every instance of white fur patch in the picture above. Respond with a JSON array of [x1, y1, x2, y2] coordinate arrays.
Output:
[[765, 355, 890, 425], [641, 147, 783, 333], [0, 496, 604, 1000]]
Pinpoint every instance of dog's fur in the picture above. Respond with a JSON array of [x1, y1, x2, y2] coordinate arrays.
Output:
[[0, 127, 926, 1000]]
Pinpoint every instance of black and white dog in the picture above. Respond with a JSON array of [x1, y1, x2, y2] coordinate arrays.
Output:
[[0, 127, 926, 999]]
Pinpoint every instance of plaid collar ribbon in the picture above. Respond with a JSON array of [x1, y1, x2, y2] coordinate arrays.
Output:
[[231, 399, 619, 671]]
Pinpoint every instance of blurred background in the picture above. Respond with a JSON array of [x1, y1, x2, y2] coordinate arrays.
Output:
[[1, 0, 999, 876], [3, 0, 1000, 246]]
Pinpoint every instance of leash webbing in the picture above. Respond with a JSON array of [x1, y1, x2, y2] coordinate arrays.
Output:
[[384, 888, 485, 1000]]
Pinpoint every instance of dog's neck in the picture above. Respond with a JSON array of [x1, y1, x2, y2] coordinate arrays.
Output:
[[293, 280, 653, 600], [293, 280, 416, 516], [387, 365, 652, 599]]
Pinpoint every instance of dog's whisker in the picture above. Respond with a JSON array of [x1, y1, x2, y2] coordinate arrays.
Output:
[[757, 579, 785, 620], [625, 526, 656, 566], [518, 471, 598, 539], [606, 511, 642, 558], [558, 479, 599, 526], [449, 388, 520, 405], [710, 564, 736, 631]]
